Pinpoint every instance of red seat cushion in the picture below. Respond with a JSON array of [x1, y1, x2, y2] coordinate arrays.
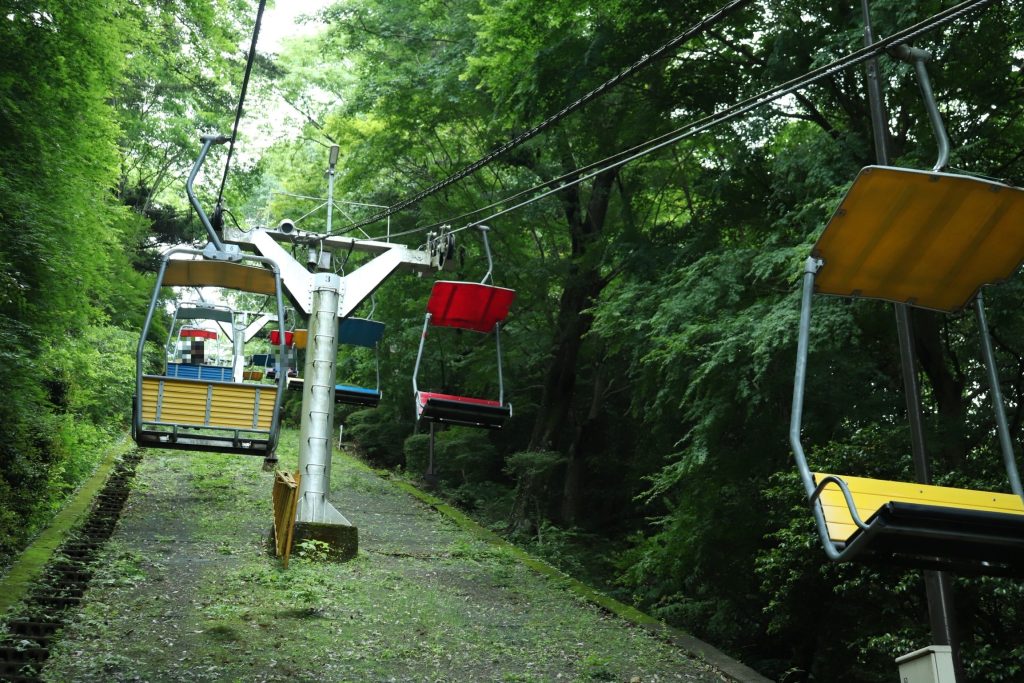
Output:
[[426, 281, 515, 333], [417, 391, 502, 409]]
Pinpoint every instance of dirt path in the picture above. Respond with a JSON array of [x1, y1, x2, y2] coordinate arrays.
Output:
[[40, 431, 759, 682]]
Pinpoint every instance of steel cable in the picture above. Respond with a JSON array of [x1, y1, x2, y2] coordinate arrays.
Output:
[[215, 0, 268, 211], [325, 0, 756, 237], [366, 0, 997, 242]]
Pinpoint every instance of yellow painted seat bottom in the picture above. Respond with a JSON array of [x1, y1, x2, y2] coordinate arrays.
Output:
[[813, 472, 1024, 543]]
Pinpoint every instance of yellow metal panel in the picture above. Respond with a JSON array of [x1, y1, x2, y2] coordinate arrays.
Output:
[[163, 260, 278, 296], [141, 377, 207, 424], [293, 329, 308, 349], [141, 376, 274, 431], [813, 166, 1024, 312], [813, 472, 1024, 543]]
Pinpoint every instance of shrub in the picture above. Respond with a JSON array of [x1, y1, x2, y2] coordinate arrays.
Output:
[[403, 433, 432, 475], [504, 449, 565, 537], [436, 428, 498, 484], [345, 410, 409, 467]]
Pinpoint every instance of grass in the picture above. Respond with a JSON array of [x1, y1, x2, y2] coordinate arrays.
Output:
[[40, 429, 732, 682], [0, 435, 135, 616]]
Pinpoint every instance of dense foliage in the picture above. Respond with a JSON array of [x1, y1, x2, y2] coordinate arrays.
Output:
[[0, 0, 254, 568], [3, 0, 1024, 680], [249, 1, 1024, 679]]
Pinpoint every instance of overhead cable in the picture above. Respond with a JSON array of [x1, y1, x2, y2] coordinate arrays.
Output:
[[372, 0, 996, 241], [327, 0, 756, 236], [216, 0, 268, 211]]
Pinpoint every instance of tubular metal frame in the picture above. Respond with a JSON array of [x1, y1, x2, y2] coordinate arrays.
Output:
[[790, 256, 1024, 566]]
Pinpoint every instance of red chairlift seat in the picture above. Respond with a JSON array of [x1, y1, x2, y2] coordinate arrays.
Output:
[[413, 280, 515, 430], [426, 281, 515, 333], [415, 391, 510, 429]]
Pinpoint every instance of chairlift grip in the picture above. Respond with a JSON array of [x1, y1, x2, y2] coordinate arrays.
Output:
[[892, 44, 950, 172], [187, 135, 229, 251], [478, 225, 494, 285]]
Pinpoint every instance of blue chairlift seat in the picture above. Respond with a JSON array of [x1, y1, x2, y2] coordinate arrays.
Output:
[[333, 317, 385, 407], [165, 362, 234, 382]]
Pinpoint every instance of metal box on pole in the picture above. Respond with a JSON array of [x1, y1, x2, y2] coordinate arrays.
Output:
[[896, 646, 956, 683]]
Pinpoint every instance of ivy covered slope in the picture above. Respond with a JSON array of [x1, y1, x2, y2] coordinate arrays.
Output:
[[255, 1, 1024, 680], [0, 1, 252, 570]]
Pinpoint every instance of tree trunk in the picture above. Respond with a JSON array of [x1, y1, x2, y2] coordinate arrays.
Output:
[[509, 143, 617, 536], [561, 364, 606, 525], [912, 308, 967, 469], [528, 149, 616, 452]]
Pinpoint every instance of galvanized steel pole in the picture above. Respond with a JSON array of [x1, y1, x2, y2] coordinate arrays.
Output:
[[859, 3, 963, 679], [297, 273, 342, 523]]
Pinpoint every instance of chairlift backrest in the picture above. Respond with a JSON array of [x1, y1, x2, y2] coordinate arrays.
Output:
[[178, 328, 217, 340], [339, 318, 386, 348], [813, 166, 1024, 312], [163, 259, 278, 295], [250, 353, 275, 368], [426, 281, 516, 333], [174, 305, 234, 324]]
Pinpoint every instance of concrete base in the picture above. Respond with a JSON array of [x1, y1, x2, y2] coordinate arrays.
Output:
[[293, 520, 358, 561]]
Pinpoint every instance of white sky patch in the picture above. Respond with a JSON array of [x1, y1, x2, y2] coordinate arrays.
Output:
[[233, 1, 336, 172], [259, 0, 333, 55]]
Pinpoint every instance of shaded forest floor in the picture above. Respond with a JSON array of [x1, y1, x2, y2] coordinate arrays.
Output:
[[16, 430, 763, 682]]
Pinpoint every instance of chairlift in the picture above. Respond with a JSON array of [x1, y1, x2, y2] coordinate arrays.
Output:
[[134, 250, 290, 459], [164, 302, 235, 382], [413, 226, 515, 429], [335, 316, 386, 408], [283, 307, 384, 407], [133, 134, 289, 460], [789, 47, 1024, 575]]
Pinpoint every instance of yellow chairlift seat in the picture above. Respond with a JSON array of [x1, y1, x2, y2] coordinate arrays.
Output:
[[813, 166, 1024, 312], [810, 473, 1024, 573], [790, 165, 1024, 575], [134, 250, 289, 459]]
